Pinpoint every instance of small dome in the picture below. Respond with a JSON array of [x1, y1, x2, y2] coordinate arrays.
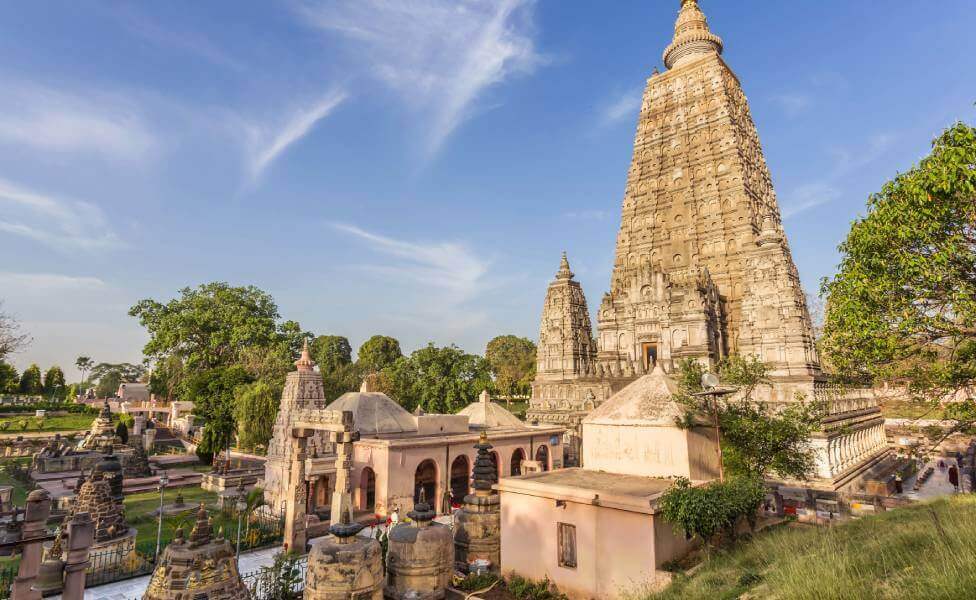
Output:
[[326, 390, 418, 436], [457, 391, 527, 430], [583, 364, 688, 427]]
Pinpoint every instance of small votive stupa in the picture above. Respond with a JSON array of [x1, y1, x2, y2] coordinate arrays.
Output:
[[79, 399, 120, 450], [454, 431, 500, 573], [143, 503, 248, 600], [305, 510, 383, 599], [385, 491, 453, 599]]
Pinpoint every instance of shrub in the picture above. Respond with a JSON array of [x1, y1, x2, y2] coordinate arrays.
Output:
[[658, 477, 765, 545], [506, 574, 568, 600]]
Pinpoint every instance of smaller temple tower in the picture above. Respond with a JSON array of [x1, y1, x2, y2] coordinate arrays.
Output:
[[265, 341, 334, 514], [454, 432, 501, 573]]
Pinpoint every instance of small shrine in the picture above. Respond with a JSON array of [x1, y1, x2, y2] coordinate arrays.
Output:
[[385, 490, 453, 599], [142, 503, 249, 600], [305, 511, 383, 599], [454, 431, 501, 573], [79, 399, 121, 451], [67, 462, 137, 566]]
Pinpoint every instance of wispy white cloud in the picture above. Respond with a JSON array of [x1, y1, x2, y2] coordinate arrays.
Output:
[[242, 90, 347, 182], [0, 84, 155, 162], [601, 90, 642, 124], [297, 0, 542, 157], [0, 177, 120, 252], [780, 183, 841, 220], [331, 222, 492, 331], [108, 5, 248, 72], [0, 272, 106, 291], [770, 92, 813, 118], [829, 133, 897, 177]]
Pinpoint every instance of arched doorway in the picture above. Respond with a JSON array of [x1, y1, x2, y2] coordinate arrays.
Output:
[[511, 448, 526, 476], [414, 459, 438, 505], [535, 445, 550, 472], [490, 451, 501, 478], [360, 467, 376, 512], [450, 455, 470, 506]]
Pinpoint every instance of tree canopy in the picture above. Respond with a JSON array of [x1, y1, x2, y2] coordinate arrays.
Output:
[[19, 364, 42, 395], [379, 343, 493, 413], [75, 356, 94, 383], [42, 366, 66, 398], [0, 362, 18, 394], [129, 282, 282, 372], [485, 335, 536, 397], [311, 335, 353, 372], [357, 335, 402, 374], [821, 122, 976, 436]]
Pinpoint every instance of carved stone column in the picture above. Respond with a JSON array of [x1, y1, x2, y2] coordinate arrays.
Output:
[[61, 511, 94, 600], [14, 490, 52, 600], [329, 411, 357, 525], [283, 435, 308, 554]]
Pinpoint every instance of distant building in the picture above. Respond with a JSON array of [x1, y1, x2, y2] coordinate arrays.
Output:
[[116, 382, 150, 403]]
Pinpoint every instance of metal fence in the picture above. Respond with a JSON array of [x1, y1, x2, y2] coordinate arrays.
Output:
[[85, 538, 155, 587], [241, 554, 307, 600]]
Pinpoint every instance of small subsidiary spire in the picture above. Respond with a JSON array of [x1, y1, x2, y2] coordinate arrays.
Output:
[[556, 252, 574, 280], [295, 338, 315, 372], [662, 0, 723, 70]]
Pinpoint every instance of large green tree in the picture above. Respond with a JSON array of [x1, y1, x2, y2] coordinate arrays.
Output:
[[380, 344, 493, 414], [0, 362, 18, 394], [357, 335, 402, 374], [129, 282, 282, 372], [485, 335, 536, 397], [19, 364, 42, 395], [821, 122, 976, 437], [312, 335, 353, 372], [42, 366, 66, 398], [95, 370, 123, 399]]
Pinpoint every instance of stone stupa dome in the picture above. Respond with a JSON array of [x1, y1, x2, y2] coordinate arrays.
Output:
[[325, 377, 418, 436]]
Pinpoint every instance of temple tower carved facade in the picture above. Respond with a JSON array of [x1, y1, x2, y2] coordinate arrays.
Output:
[[530, 1, 889, 484]]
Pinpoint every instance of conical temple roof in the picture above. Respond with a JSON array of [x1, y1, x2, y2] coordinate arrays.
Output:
[[457, 390, 527, 430], [583, 364, 686, 427]]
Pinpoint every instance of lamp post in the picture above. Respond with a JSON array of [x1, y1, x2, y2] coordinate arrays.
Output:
[[692, 373, 737, 483], [155, 471, 169, 562], [235, 481, 247, 560]]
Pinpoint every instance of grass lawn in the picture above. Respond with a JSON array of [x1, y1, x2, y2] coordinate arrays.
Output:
[[645, 495, 976, 600], [0, 457, 34, 505], [0, 413, 94, 434], [124, 486, 280, 554]]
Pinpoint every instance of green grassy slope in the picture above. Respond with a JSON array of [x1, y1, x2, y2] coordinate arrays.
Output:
[[647, 495, 976, 600]]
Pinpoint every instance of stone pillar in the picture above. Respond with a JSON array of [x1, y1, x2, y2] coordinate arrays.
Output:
[[62, 511, 94, 600], [283, 436, 308, 554], [133, 415, 146, 436], [329, 411, 357, 525], [14, 490, 52, 600], [143, 428, 156, 452]]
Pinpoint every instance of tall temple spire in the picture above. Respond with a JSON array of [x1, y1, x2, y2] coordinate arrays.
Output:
[[662, 0, 723, 70], [556, 251, 574, 280]]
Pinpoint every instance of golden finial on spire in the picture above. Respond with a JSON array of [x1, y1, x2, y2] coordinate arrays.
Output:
[[295, 338, 315, 372], [662, 0, 723, 70]]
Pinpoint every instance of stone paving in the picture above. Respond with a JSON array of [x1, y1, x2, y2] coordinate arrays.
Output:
[[899, 457, 962, 500]]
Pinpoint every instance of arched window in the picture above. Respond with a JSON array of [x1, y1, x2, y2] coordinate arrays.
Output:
[[360, 467, 376, 512], [414, 459, 438, 506], [511, 448, 526, 476], [450, 455, 470, 506], [536, 445, 550, 472]]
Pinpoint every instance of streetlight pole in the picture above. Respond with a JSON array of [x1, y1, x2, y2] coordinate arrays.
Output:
[[235, 481, 246, 560], [155, 471, 169, 562]]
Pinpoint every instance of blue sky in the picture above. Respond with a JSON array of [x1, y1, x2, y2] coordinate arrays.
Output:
[[1, 1, 974, 381]]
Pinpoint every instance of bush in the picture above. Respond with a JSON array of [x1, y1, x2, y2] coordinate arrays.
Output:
[[457, 572, 499, 592], [506, 574, 568, 600], [658, 477, 765, 545]]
